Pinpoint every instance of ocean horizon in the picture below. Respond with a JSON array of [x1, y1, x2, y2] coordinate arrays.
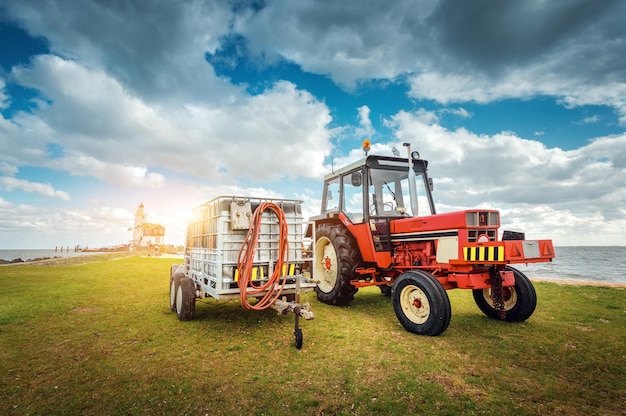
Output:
[[0, 248, 114, 263], [1, 246, 624, 284]]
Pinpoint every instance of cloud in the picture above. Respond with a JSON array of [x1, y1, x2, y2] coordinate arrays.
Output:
[[440, 107, 471, 119], [233, 0, 437, 88], [0, 161, 18, 176], [5, 55, 332, 185], [3, 0, 235, 105], [0, 199, 135, 247], [581, 115, 600, 124], [0, 79, 9, 109], [0, 180, 313, 249], [4, 0, 626, 121], [355, 105, 375, 139], [0, 176, 69, 200], [385, 110, 626, 226], [407, 66, 626, 124], [427, 1, 617, 70], [231, 0, 626, 121]]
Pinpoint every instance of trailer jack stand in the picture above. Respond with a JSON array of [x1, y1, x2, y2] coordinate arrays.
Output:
[[294, 311, 302, 350], [271, 299, 314, 349]]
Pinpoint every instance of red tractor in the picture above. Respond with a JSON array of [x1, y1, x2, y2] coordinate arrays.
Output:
[[308, 142, 554, 336]]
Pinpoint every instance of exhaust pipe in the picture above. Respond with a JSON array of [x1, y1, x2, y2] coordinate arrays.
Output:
[[403, 143, 419, 216]]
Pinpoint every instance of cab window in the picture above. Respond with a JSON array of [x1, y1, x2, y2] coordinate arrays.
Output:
[[323, 177, 340, 213], [342, 171, 364, 223]]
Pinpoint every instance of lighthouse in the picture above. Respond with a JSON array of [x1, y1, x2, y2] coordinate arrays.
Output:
[[130, 203, 165, 250], [132, 203, 147, 245]]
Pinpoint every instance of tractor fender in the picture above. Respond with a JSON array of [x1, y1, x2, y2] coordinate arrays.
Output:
[[306, 213, 347, 238]]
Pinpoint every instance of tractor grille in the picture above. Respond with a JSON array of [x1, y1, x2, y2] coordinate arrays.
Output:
[[468, 229, 497, 242]]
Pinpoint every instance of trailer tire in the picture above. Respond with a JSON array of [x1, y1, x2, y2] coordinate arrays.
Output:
[[472, 266, 537, 322], [176, 277, 196, 321], [313, 223, 360, 306], [392, 271, 451, 336], [169, 272, 184, 312]]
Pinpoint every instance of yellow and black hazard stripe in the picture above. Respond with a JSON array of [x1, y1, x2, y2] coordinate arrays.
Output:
[[281, 263, 296, 276], [234, 263, 297, 281], [463, 246, 505, 262]]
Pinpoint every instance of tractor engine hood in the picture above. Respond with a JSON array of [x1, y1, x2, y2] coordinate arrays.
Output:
[[390, 209, 501, 235]]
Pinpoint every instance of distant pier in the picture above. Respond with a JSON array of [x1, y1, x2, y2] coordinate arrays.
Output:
[[54, 245, 82, 253]]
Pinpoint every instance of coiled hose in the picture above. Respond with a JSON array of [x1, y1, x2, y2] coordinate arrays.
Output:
[[236, 202, 289, 310]]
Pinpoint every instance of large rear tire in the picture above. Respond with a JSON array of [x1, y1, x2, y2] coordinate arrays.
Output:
[[176, 277, 196, 321], [472, 266, 537, 322], [313, 223, 360, 305], [392, 271, 451, 336]]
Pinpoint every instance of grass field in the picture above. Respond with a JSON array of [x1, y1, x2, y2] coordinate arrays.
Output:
[[0, 256, 624, 415]]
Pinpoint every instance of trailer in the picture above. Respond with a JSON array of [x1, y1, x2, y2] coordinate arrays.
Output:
[[169, 196, 316, 348]]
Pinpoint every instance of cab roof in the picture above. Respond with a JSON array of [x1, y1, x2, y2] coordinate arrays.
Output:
[[324, 155, 429, 181]]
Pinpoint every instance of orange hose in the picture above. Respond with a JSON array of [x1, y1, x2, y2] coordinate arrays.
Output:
[[236, 202, 289, 310]]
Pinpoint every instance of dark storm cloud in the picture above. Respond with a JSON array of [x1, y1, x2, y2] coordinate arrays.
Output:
[[3, 0, 234, 103], [427, 0, 620, 72], [234, 0, 626, 120]]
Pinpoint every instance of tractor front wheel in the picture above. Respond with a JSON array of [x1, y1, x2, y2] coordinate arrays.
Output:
[[314, 223, 360, 305], [392, 271, 451, 336], [472, 266, 537, 322]]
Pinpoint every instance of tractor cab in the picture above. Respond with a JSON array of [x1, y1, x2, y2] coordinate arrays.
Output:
[[320, 145, 435, 224], [312, 144, 437, 261]]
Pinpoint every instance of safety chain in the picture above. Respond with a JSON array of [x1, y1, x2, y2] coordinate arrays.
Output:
[[489, 266, 506, 319]]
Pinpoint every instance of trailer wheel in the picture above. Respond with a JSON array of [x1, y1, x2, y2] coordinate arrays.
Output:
[[169, 272, 184, 312], [313, 223, 360, 305], [472, 266, 537, 322], [392, 271, 451, 336], [176, 277, 196, 321]]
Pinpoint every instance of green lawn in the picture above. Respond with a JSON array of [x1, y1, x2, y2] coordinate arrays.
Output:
[[0, 256, 624, 415]]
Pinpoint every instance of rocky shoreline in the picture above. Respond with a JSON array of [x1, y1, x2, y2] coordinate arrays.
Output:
[[0, 251, 142, 266], [0, 256, 63, 264]]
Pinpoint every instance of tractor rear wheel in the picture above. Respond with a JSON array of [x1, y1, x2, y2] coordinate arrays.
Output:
[[314, 223, 360, 305], [472, 266, 537, 322], [176, 277, 196, 321], [392, 271, 451, 336]]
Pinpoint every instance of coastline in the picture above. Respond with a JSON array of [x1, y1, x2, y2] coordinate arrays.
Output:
[[531, 277, 626, 288], [0, 251, 145, 266], [2, 254, 623, 288]]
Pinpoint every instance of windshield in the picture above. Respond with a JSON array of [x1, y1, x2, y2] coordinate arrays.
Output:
[[369, 167, 433, 217]]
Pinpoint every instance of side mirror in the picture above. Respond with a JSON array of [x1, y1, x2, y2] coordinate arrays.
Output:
[[327, 190, 333, 201], [351, 172, 362, 187]]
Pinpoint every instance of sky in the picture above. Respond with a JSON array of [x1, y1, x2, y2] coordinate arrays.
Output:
[[0, 0, 625, 249]]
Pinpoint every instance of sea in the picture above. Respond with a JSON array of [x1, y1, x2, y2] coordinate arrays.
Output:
[[0, 246, 624, 284], [515, 246, 626, 285]]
